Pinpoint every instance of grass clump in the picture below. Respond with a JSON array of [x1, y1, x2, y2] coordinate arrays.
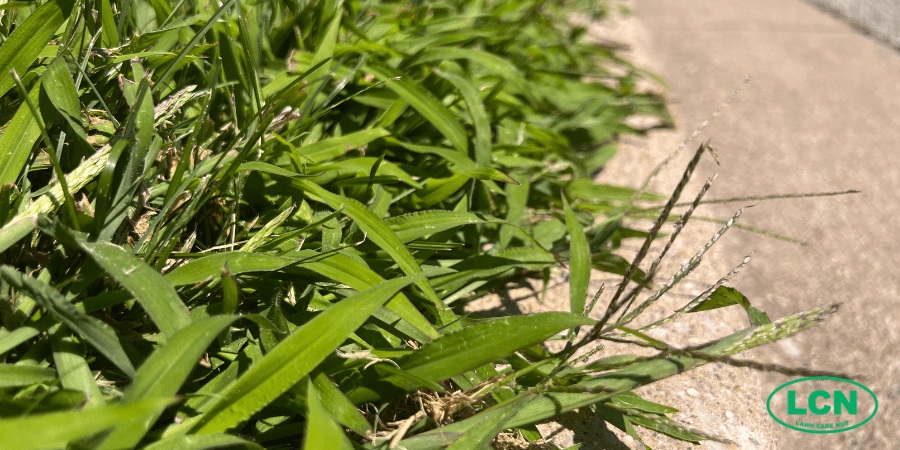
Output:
[[0, 0, 848, 448]]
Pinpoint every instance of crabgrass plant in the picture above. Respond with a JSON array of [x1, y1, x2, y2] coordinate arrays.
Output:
[[0, 0, 853, 448]]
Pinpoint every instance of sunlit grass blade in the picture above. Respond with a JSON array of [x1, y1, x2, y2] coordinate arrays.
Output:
[[563, 196, 590, 315], [0, 364, 56, 388], [185, 273, 428, 434], [347, 313, 594, 404], [295, 179, 454, 324], [0, 397, 174, 450], [97, 316, 240, 449], [58, 226, 193, 339], [302, 378, 354, 450], [0, 83, 42, 186], [0, 0, 76, 98], [446, 397, 529, 450], [366, 63, 468, 154], [433, 68, 492, 167], [141, 434, 263, 450]]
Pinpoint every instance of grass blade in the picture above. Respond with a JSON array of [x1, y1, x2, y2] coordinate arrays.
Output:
[[366, 63, 468, 154], [0, 397, 173, 450], [98, 316, 240, 449], [303, 378, 355, 450], [186, 273, 427, 434], [0, 0, 76, 98], [143, 434, 263, 450], [563, 196, 590, 315], [76, 239, 192, 339], [348, 313, 594, 404], [0, 267, 136, 378], [0, 82, 42, 185], [0, 364, 56, 388]]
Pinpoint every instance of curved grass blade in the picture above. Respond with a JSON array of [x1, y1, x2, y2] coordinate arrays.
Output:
[[366, 63, 468, 154], [563, 196, 590, 315], [142, 434, 263, 450], [300, 128, 390, 163], [384, 210, 509, 243], [0, 267, 136, 378], [347, 313, 594, 404], [97, 316, 240, 449], [446, 396, 529, 450], [0, 0, 76, 99], [302, 378, 354, 450], [166, 252, 311, 286], [0, 397, 173, 450], [294, 180, 454, 324], [75, 239, 192, 339], [433, 68, 492, 167], [0, 364, 56, 388], [185, 273, 427, 434], [293, 251, 439, 341]]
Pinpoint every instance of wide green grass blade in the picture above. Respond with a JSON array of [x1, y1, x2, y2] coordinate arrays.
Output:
[[563, 197, 590, 315], [50, 326, 106, 408], [302, 378, 354, 450], [0, 267, 136, 378], [98, 316, 240, 449], [295, 180, 453, 323], [366, 63, 468, 154], [433, 68, 491, 167], [301, 128, 390, 163], [0, 0, 76, 99], [0, 397, 173, 450], [0, 364, 56, 388], [446, 397, 527, 450], [0, 215, 37, 255], [348, 313, 594, 404], [293, 251, 439, 341], [310, 371, 371, 436], [384, 210, 508, 243], [142, 434, 263, 450], [166, 252, 311, 286], [0, 82, 42, 185], [77, 241, 192, 339], [186, 274, 426, 434]]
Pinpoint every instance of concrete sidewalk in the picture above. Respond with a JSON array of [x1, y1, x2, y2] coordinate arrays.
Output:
[[590, 0, 899, 448]]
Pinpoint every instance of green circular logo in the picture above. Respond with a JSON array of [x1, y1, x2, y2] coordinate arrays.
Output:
[[767, 377, 878, 433]]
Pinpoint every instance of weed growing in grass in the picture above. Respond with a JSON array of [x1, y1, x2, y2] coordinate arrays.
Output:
[[0, 0, 853, 448]]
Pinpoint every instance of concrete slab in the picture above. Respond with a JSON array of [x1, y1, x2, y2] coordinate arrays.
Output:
[[596, 0, 900, 448]]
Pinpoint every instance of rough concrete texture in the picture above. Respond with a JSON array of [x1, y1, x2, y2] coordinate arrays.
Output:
[[800, 0, 900, 54], [472, 0, 899, 448]]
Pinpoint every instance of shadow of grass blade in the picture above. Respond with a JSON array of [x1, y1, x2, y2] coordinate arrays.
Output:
[[185, 273, 428, 434]]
